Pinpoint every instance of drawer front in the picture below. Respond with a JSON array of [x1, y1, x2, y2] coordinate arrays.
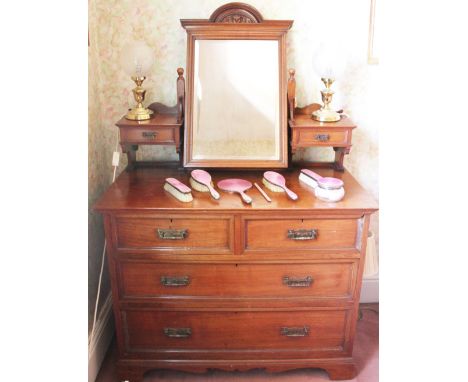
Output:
[[122, 309, 348, 353], [244, 218, 357, 252], [115, 216, 233, 253], [298, 130, 348, 146], [120, 127, 177, 144], [120, 261, 357, 299]]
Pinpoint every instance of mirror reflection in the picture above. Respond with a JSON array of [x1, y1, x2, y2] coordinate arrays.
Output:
[[192, 40, 280, 161]]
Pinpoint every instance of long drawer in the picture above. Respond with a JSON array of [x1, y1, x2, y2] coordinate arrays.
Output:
[[244, 218, 358, 252], [114, 215, 234, 254], [119, 261, 357, 299], [122, 309, 349, 354]]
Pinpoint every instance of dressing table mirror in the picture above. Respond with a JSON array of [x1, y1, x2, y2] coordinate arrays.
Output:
[[181, 3, 292, 168]]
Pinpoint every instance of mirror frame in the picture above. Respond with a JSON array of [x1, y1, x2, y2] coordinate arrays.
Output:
[[181, 3, 293, 168]]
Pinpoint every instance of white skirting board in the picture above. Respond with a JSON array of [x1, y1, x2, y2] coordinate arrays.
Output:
[[360, 274, 379, 303], [88, 293, 114, 382]]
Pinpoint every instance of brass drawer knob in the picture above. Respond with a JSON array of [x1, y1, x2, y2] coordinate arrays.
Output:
[[161, 276, 190, 287], [280, 326, 309, 337], [287, 229, 317, 240], [142, 131, 158, 139], [164, 327, 192, 338], [283, 276, 313, 287], [314, 134, 330, 142], [157, 228, 188, 240]]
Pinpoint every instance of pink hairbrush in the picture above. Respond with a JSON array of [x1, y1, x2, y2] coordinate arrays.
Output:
[[189, 169, 220, 200], [262, 171, 298, 201], [163, 178, 193, 202]]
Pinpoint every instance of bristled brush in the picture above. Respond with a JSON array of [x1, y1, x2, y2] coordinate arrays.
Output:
[[189, 169, 220, 200], [262, 171, 298, 201], [163, 178, 193, 202]]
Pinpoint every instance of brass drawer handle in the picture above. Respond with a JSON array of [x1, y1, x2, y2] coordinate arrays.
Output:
[[161, 276, 190, 287], [164, 327, 192, 338], [314, 134, 330, 142], [281, 326, 309, 337], [287, 229, 317, 240], [283, 276, 313, 287], [157, 228, 188, 240], [142, 131, 158, 139]]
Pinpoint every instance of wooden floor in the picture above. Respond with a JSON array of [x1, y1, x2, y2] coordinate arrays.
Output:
[[96, 304, 378, 382]]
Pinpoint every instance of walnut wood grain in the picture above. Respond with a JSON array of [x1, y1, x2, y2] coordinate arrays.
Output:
[[181, 3, 293, 168], [94, 167, 377, 213], [95, 166, 376, 381], [122, 309, 349, 355], [114, 215, 233, 253], [288, 108, 356, 171], [117, 68, 185, 169], [244, 218, 358, 252], [95, 4, 378, 381], [287, 68, 296, 120], [119, 260, 358, 300], [209, 2, 264, 23], [117, 358, 357, 381], [176, 68, 185, 123]]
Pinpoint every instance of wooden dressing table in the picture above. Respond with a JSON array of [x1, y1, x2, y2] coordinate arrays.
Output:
[[94, 3, 377, 381]]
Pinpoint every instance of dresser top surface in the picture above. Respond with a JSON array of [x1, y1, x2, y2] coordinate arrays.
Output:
[[116, 113, 182, 128], [94, 167, 378, 213], [289, 115, 357, 129]]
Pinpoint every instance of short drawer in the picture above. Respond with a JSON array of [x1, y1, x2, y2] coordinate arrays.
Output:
[[119, 127, 177, 144], [114, 216, 233, 253], [297, 129, 348, 146], [244, 218, 357, 252], [119, 261, 357, 299], [122, 309, 348, 353]]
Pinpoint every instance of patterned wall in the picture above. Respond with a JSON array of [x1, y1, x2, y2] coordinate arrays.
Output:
[[88, 0, 380, 330]]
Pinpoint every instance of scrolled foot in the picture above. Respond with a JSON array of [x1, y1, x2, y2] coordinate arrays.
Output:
[[324, 363, 357, 380]]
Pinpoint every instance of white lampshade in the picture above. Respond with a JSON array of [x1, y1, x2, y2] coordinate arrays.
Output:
[[312, 43, 346, 79], [120, 41, 154, 77]]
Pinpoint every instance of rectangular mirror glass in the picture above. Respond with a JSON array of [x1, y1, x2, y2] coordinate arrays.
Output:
[[189, 39, 283, 166]]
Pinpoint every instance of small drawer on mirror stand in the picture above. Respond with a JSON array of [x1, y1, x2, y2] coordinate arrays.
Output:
[[119, 126, 178, 145]]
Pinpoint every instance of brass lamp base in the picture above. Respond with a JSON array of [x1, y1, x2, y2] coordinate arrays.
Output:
[[311, 77, 341, 122], [312, 108, 341, 122], [125, 76, 154, 121], [125, 106, 154, 121]]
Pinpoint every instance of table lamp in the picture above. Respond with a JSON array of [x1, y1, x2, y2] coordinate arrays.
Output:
[[312, 44, 346, 122], [121, 41, 154, 121]]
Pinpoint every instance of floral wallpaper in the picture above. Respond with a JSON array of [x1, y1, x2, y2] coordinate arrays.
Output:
[[88, 0, 380, 329]]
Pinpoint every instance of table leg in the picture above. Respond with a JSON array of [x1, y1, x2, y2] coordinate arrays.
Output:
[[333, 147, 350, 171], [122, 144, 138, 171]]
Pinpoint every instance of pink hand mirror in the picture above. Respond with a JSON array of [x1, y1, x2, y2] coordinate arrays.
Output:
[[217, 179, 253, 204]]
